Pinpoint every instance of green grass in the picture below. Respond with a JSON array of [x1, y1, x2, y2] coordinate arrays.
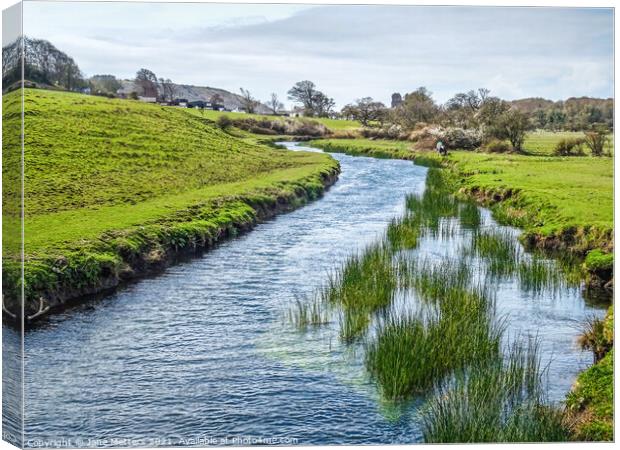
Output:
[[523, 131, 614, 156], [321, 241, 397, 341], [422, 339, 569, 443], [310, 138, 415, 160], [185, 107, 361, 130], [2, 89, 339, 310], [565, 349, 613, 441]]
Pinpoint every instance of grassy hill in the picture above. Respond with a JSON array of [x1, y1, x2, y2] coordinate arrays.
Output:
[[2, 89, 339, 317]]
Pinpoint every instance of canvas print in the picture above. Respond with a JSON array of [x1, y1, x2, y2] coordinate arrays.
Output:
[[1, 0, 615, 446]]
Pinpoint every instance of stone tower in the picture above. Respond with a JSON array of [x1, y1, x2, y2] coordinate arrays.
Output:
[[391, 92, 403, 108]]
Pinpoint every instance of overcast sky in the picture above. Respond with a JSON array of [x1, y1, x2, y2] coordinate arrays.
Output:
[[23, 2, 613, 107]]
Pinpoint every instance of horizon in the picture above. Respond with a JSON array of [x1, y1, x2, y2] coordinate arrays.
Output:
[[22, 2, 615, 108]]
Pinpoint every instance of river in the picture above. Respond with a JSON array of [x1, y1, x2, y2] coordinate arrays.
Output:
[[2, 142, 606, 446]]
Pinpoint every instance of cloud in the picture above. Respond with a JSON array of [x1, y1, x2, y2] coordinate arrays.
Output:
[[24, 3, 613, 107]]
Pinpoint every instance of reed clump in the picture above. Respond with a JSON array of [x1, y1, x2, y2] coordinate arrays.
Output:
[[365, 287, 501, 400], [422, 339, 568, 443], [287, 297, 331, 330], [471, 229, 522, 276], [387, 214, 420, 250], [322, 241, 397, 341]]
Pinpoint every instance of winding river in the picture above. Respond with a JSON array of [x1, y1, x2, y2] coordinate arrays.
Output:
[[3, 142, 606, 446]]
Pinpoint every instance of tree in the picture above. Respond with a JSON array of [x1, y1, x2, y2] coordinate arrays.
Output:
[[583, 126, 609, 156], [312, 92, 336, 118], [3, 37, 86, 91], [159, 78, 175, 102], [393, 87, 439, 129], [287, 80, 318, 113], [89, 74, 121, 96], [267, 93, 284, 114], [135, 68, 158, 97], [341, 97, 386, 126], [239, 87, 259, 113], [492, 109, 531, 152], [287, 80, 334, 117], [210, 93, 224, 106]]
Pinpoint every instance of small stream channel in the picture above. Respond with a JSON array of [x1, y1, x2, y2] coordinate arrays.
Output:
[[3, 142, 606, 446]]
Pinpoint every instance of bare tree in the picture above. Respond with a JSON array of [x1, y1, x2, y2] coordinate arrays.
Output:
[[135, 68, 158, 97], [159, 78, 175, 102], [267, 93, 284, 114], [239, 87, 259, 113]]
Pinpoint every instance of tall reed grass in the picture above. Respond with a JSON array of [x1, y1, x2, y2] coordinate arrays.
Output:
[[421, 339, 568, 443]]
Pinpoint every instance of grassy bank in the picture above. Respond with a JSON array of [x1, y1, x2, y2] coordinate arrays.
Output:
[[2, 89, 340, 320]]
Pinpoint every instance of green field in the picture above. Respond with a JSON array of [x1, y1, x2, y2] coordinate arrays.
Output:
[[186, 107, 361, 130], [2, 89, 339, 307], [523, 130, 614, 156], [309, 138, 613, 251]]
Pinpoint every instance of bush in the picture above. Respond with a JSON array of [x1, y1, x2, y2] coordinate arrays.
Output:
[[216, 115, 233, 130], [553, 138, 585, 156], [409, 126, 482, 150], [228, 117, 329, 137], [584, 128, 609, 156], [482, 139, 512, 153]]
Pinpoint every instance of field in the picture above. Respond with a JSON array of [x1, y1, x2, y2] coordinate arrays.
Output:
[[2, 89, 339, 309], [523, 130, 614, 155], [186, 107, 361, 130], [309, 138, 613, 249]]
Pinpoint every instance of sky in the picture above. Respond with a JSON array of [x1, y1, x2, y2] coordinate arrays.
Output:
[[22, 1, 614, 108]]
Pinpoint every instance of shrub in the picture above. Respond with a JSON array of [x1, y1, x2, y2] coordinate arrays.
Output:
[[216, 115, 233, 130], [483, 139, 512, 153], [553, 138, 585, 156], [409, 126, 482, 150], [583, 127, 610, 156]]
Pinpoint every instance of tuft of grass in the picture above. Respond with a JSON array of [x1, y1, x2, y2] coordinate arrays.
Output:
[[471, 229, 521, 277], [422, 339, 569, 443], [321, 241, 397, 341], [386, 214, 420, 250], [365, 287, 501, 400], [287, 297, 331, 330]]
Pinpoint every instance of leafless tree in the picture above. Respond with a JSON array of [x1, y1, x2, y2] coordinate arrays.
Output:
[[159, 78, 175, 102], [239, 87, 259, 113], [267, 93, 284, 114], [135, 68, 158, 97]]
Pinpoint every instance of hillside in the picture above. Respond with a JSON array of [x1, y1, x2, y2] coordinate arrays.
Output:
[[2, 88, 339, 318], [118, 79, 272, 113]]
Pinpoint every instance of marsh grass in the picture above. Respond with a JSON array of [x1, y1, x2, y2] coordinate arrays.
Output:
[[422, 339, 568, 443], [321, 241, 397, 341], [287, 297, 331, 330], [406, 258, 473, 304], [459, 201, 482, 230], [471, 229, 522, 277], [365, 289, 502, 400], [517, 257, 566, 296], [387, 215, 420, 250], [405, 168, 460, 235]]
